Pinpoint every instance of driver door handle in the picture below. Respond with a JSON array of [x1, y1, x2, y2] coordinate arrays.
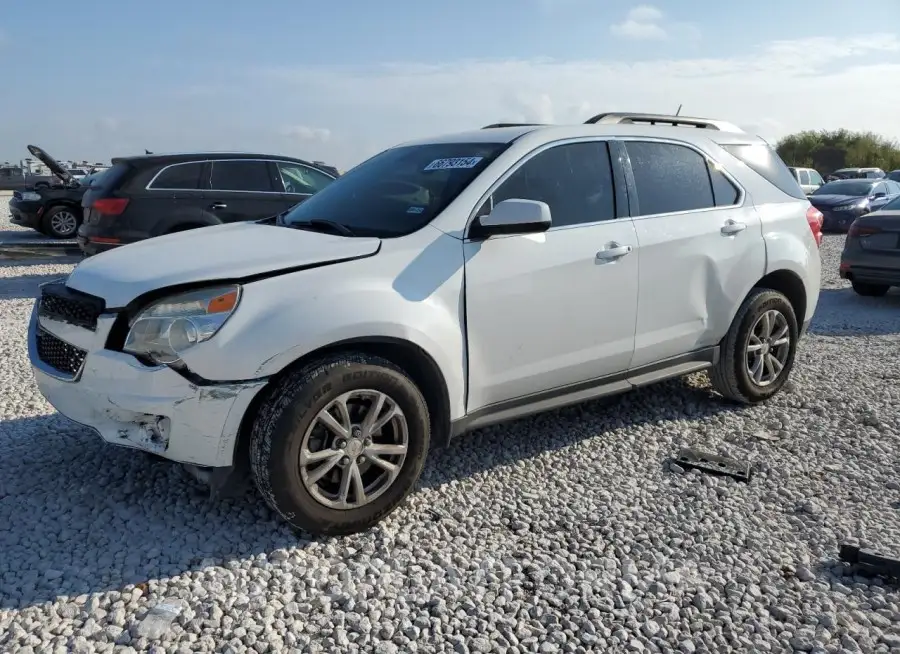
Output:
[[721, 219, 747, 235], [210, 202, 227, 210], [596, 243, 633, 261]]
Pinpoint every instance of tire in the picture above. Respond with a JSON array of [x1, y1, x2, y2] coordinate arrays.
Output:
[[708, 288, 799, 404], [249, 352, 431, 536], [851, 280, 889, 297], [165, 223, 206, 235], [42, 206, 80, 239]]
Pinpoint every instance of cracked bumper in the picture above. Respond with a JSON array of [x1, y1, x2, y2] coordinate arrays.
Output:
[[27, 304, 267, 467]]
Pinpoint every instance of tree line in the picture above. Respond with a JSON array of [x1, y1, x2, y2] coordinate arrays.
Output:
[[775, 129, 900, 174]]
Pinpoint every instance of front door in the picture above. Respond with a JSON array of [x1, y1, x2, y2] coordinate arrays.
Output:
[[463, 140, 639, 412], [620, 139, 766, 368]]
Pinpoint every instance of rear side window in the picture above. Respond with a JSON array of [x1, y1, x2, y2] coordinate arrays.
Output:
[[625, 141, 715, 215], [798, 170, 810, 185], [209, 160, 273, 192], [149, 162, 203, 190], [722, 144, 806, 199]]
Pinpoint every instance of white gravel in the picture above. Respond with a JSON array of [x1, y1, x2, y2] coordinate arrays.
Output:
[[1, 202, 899, 653]]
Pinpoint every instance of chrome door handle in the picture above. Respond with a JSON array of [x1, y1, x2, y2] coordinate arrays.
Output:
[[210, 202, 227, 210], [721, 219, 746, 235], [595, 243, 633, 261]]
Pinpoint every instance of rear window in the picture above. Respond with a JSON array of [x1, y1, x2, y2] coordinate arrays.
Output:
[[720, 143, 806, 200], [89, 162, 130, 190]]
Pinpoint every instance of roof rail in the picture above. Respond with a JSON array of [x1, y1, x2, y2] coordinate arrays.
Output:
[[481, 122, 546, 129], [584, 112, 745, 133]]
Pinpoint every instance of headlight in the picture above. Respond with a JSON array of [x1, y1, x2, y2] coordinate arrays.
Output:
[[834, 201, 868, 212], [20, 191, 42, 201], [124, 285, 241, 364]]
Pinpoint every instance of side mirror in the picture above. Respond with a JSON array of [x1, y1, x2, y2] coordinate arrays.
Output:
[[469, 199, 552, 239], [872, 191, 886, 198]]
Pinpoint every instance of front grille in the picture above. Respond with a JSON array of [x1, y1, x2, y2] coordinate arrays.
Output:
[[36, 328, 87, 377], [39, 283, 104, 331]]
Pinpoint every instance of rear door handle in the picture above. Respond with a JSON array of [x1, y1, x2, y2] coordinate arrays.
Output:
[[210, 202, 227, 210], [595, 243, 633, 261], [721, 219, 747, 235]]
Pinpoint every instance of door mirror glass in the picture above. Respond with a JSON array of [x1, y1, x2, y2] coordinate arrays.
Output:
[[471, 199, 552, 238]]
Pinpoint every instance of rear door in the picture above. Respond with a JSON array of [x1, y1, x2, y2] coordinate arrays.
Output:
[[621, 138, 765, 368], [204, 160, 286, 223], [272, 160, 336, 213], [139, 161, 208, 236]]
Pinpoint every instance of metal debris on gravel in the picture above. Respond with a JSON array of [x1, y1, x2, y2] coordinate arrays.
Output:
[[1, 201, 899, 652]]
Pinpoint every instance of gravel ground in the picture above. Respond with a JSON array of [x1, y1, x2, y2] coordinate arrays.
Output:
[[1, 205, 899, 653]]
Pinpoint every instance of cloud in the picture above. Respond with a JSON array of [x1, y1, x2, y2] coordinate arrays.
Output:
[[282, 125, 332, 142], [247, 33, 900, 166], [610, 5, 697, 41]]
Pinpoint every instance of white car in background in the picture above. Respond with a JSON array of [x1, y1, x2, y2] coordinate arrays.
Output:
[[28, 112, 822, 535]]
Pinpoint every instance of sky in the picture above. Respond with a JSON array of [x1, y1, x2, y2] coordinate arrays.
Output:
[[2, 0, 899, 170]]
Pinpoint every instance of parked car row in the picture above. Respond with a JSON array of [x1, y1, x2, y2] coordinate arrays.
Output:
[[7, 145, 340, 251], [27, 111, 826, 535], [786, 166, 897, 196]]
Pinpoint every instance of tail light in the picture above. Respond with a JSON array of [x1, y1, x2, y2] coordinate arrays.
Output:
[[847, 222, 880, 237], [806, 206, 823, 247], [92, 197, 129, 216]]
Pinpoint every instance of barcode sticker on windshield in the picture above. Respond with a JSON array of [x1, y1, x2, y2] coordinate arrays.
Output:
[[423, 157, 483, 171]]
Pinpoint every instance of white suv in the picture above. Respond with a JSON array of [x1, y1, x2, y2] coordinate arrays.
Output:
[[28, 112, 822, 535]]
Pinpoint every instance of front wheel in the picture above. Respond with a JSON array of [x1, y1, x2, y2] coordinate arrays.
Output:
[[709, 288, 799, 404], [249, 353, 430, 536], [851, 280, 890, 297], [42, 206, 80, 239]]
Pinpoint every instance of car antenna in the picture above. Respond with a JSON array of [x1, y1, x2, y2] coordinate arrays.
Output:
[[145, 149, 153, 155], [675, 104, 683, 116]]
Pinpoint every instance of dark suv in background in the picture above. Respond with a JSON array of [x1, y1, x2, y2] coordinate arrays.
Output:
[[78, 152, 338, 255]]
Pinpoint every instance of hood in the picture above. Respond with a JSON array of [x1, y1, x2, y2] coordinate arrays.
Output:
[[809, 194, 867, 208], [66, 222, 381, 308], [27, 144, 74, 184]]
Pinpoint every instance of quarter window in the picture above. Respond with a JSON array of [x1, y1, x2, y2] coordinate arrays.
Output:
[[625, 141, 716, 215], [480, 141, 617, 227], [277, 162, 334, 195], [149, 162, 204, 190], [209, 160, 273, 192]]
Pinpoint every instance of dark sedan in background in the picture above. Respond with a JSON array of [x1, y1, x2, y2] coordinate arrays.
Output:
[[808, 178, 900, 233], [839, 194, 900, 296]]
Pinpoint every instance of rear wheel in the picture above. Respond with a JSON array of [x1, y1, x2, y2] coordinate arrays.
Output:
[[709, 288, 798, 404], [249, 353, 430, 536], [42, 206, 80, 239], [851, 280, 889, 297]]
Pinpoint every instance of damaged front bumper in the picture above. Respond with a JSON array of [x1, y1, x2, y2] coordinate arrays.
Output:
[[27, 303, 267, 468]]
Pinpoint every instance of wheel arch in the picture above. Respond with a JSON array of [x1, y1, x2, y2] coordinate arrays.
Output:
[[233, 336, 453, 476], [752, 269, 807, 328]]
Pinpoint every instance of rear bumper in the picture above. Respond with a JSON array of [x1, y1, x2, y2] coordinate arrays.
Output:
[[8, 199, 43, 229], [839, 264, 900, 286], [76, 223, 131, 256], [820, 210, 865, 232]]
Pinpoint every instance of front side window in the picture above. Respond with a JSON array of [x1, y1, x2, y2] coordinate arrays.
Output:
[[150, 162, 204, 190], [209, 160, 273, 192], [282, 142, 509, 237], [626, 141, 716, 215], [478, 141, 616, 227], [277, 162, 334, 195], [809, 170, 824, 185]]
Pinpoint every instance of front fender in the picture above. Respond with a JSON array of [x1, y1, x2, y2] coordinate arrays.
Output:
[[178, 227, 468, 419]]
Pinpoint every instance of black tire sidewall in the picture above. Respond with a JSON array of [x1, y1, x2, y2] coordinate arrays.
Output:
[[730, 292, 798, 402], [257, 360, 430, 534], [43, 206, 80, 239], [851, 280, 889, 297]]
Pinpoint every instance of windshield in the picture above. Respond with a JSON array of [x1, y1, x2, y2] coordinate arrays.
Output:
[[812, 181, 874, 196], [281, 142, 510, 237]]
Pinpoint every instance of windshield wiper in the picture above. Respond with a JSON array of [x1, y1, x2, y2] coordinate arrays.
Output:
[[289, 219, 356, 237]]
